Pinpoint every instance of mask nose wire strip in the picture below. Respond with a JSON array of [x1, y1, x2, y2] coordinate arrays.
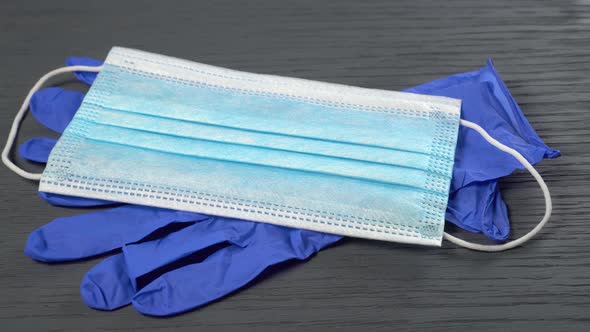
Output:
[[443, 119, 552, 252], [2, 65, 103, 180]]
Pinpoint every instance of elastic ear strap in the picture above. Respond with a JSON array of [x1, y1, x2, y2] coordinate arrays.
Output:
[[2, 65, 103, 180], [443, 119, 552, 251]]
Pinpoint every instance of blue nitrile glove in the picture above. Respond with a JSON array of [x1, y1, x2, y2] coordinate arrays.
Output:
[[26, 205, 339, 316], [20, 57, 559, 240], [66, 56, 103, 85], [22, 57, 112, 208], [21, 57, 559, 316], [404, 59, 560, 189], [23, 58, 342, 316], [403, 59, 559, 239]]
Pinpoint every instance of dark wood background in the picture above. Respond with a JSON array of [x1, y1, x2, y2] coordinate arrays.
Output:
[[1, 0, 589, 331]]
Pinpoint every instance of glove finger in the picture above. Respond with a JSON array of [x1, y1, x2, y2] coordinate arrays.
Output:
[[25, 205, 209, 262], [39, 192, 116, 207], [30, 88, 84, 133], [81, 217, 254, 311], [81, 254, 134, 311], [132, 245, 257, 316], [132, 225, 340, 316], [66, 57, 103, 85], [18, 137, 56, 163], [479, 181, 510, 241], [445, 180, 510, 241], [80, 219, 250, 311], [122, 217, 255, 287]]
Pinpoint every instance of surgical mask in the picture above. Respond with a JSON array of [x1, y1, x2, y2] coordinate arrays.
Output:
[[2, 47, 551, 251]]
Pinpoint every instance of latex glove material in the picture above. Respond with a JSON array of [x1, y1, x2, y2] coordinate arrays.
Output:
[[21, 57, 556, 316], [402, 59, 559, 240], [445, 180, 509, 240], [23, 57, 114, 207], [25, 205, 207, 262], [30, 88, 84, 133], [66, 56, 101, 85], [27, 57, 98, 133], [405, 59, 560, 191], [19, 58, 558, 241], [26, 205, 340, 315], [19, 137, 57, 163], [38, 191, 115, 207], [24, 58, 342, 316]]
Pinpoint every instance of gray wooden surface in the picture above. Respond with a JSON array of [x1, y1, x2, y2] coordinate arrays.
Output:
[[1, 0, 589, 331]]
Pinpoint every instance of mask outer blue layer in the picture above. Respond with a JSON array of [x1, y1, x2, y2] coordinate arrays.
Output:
[[39, 47, 461, 246]]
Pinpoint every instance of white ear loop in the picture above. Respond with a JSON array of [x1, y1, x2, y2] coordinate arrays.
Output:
[[1, 65, 103, 180], [443, 119, 552, 251], [2, 67, 552, 251]]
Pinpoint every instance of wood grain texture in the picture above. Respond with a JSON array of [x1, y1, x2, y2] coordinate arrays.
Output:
[[1, 0, 589, 331]]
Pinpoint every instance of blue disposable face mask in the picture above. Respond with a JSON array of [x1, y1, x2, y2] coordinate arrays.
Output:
[[3, 47, 552, 251]]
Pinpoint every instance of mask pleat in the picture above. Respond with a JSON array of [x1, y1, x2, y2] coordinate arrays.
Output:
[[72, 117, 449, 194], [80, 105, 454, 173], [92, 67, 442, 155]]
